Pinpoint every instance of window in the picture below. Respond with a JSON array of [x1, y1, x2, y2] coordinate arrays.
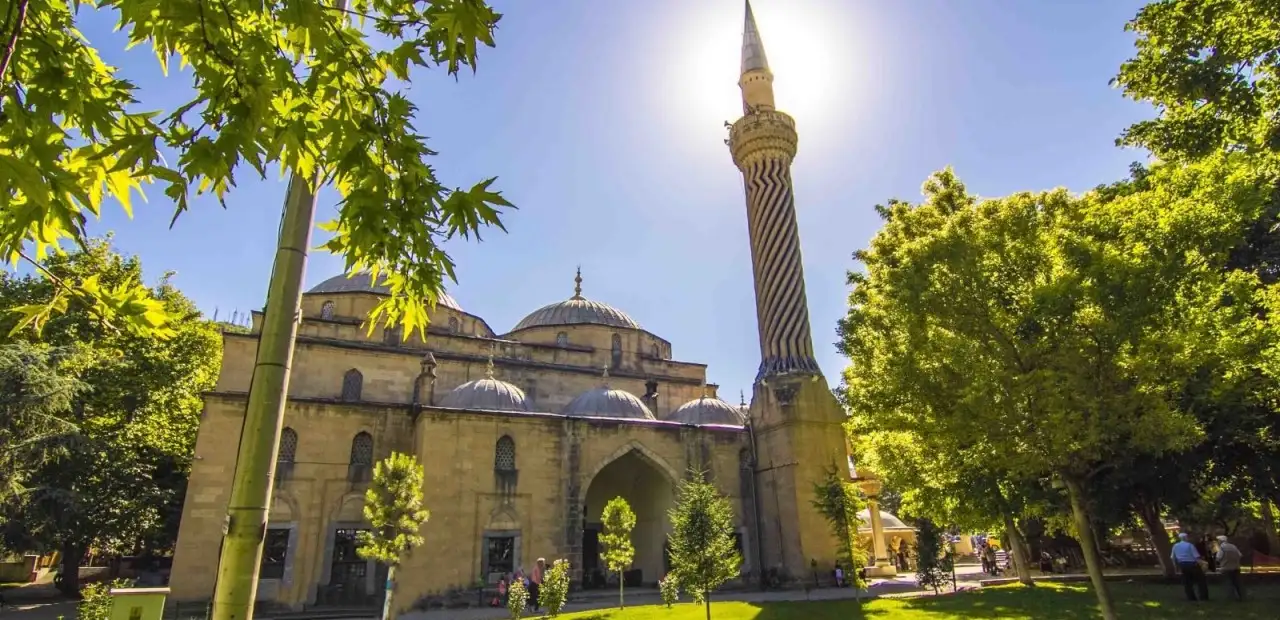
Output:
[[260, 528, 291, 579], [348, 432, 373, 482], [555, 332, 568, 346], [383, 325, 401, 346], [611, 334, 622, 368], [650, 343, 659, 358], [495, 436, 516, 472], [448, 317, 459, 333], [486, 536, 515, 577], [277, 427, 298, 481], [739, 448, 752, 471], [341, 369, 363, 401], [320, 300, 335, 320]]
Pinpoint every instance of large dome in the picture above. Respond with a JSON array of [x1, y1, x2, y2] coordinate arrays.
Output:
[[856, 509, 911, 531], [308, 272, 462, 312], [665, 396, 746, 426], [511, 268, 639, 331], [439, 360, 530, 412], [562, 387, 654, 420]]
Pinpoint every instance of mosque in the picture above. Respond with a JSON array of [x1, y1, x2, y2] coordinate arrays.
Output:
[[168, 2, 900, 613]]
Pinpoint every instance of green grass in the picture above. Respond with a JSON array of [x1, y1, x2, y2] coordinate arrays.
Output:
[[555, 582, 1279, 619]]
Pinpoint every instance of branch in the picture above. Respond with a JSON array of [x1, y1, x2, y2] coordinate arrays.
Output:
[[0, 0, 30, 100]]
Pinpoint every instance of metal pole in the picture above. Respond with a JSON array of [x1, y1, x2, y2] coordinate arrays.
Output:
[[209, 171, 322, 620]]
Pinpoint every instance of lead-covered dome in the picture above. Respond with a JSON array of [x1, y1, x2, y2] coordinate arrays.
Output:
[[563, 386, 654, 420], [439, 360, 530, 412], [666, 396, 746, 426], [308, 272, 462, 312], [511, 268, 639, 331], [856, 509, 910, 531]]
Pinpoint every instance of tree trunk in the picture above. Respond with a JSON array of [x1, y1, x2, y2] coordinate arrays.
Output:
[[1002, 514, 1034, 585], [58, 540, 84, 597], [1261, 500, 1280, 556], [1064, 476, 1117, 620], [1137, 499, 1175, 578], [704, 589, 711, 620], [618, 571, 624, 609], [379, 565, 395, 620]]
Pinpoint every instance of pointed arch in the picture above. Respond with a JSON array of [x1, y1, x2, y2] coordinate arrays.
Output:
[[320, 300, 336, 320], [611, 333, 623, 368], [341, 369, 363, 401], [495, 435, 516, 472], [278, 427, 298, 463], [580, 440, 680, 503]]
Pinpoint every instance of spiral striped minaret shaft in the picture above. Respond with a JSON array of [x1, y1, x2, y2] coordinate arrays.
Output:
[[730, 1, 822, 383]]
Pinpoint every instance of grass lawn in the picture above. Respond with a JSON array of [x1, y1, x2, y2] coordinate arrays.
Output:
[[555, 581, 1279, 619]]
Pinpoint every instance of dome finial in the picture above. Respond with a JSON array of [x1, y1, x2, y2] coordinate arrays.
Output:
[[601, 365, 610, 387], [485, 354, 495, 379], [740, 390, 747, 407], [573, 266, 584, 300]]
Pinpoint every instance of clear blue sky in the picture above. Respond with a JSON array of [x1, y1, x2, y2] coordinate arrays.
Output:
[[72, 0, 1153, 403]]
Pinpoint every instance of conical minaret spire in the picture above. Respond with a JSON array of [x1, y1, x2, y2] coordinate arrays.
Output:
[[739, 0, 776, 113], [728, 0, 819, 381]]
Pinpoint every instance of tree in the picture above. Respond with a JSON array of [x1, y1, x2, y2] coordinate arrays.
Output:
[[838, 160, 1273, 619], [506, 578, 527, 620], [1115, 0, 1280, 161], [600, 496, 636, 608], [357, 452, 430, 620], [913, 518, 953, 595], [809, 465, 867, 588], [537, 558, 570, 617], [0, 240, 220, 596], [667, 470, 740, 620], [1, 0, 512, 337], [659, 573, 680, 608], [0, 341, 81, 501]]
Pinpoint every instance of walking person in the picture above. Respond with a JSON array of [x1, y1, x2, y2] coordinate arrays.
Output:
[[530, 557, 545, 612], [1214, 536, 1244, 601], [1172, 533, 1210, 601]]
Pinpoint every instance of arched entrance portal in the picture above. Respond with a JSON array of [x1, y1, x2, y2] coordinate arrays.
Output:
[[582, 449, 675, 588]]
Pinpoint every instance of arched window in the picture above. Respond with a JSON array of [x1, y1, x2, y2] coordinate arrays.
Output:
[[448, 317, 459, 333], [611, 334, 622, 368], [739, 447, 753, 471], [556, 332, 568, 347], [341, 369, 363, 401], [278, 428, 298, 463], [384, 325, 401, 346], [348, 432, 374, 482], [494, 436, 516, 472], [650, 343, 659, 358], [320, 300, 335, 320]]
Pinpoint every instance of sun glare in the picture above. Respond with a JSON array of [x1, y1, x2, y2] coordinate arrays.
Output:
[[658, 0, 862, 143]]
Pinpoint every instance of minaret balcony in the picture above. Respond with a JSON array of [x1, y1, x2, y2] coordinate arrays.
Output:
[[728, 110, 799, 168]]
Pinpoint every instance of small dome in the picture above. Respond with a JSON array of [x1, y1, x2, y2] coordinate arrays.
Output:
[[510, 268, 639, 331], [563, 387, 654, 420], [308, 272, 462, 312], [439, 358, 529, 412], [856, 509, 910, 531], [666, 396, 746, 426]]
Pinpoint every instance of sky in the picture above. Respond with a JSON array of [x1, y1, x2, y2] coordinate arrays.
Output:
[[69, 0, 1154, 403]]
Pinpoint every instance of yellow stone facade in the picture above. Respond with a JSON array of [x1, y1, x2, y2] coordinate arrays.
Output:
[[170, 280, 758, 613]]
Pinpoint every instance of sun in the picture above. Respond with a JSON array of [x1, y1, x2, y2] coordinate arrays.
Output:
[[657, 0, 865, 141]]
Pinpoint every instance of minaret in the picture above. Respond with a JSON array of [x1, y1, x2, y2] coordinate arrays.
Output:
[[729, 1, 895, 580]]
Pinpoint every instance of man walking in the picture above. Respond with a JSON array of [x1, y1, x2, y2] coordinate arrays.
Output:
[[1215, 535, 1244, 601], [1172, 533, 1209, 601]]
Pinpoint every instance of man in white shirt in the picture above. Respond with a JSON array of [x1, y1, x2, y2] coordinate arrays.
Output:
[[1171, 532, 1208, 601], [1215, 535, 1244, 601]]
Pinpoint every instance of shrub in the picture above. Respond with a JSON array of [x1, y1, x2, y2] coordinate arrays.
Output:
[[77, 579, 134, 620], [507, 578, 528, 619], [659, 574, 680, 608], [538, 559, 571, 616]]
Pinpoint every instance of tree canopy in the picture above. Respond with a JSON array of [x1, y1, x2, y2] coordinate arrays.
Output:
[[1, 0, 512, 338], [666, 470, 740, 618], [0, 239, 220, 594]]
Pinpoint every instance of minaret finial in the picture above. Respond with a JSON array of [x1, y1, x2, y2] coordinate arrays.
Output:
[[740, 390, 747, 407], [572, 266, 584, 300], [742, 1, 770, 75]]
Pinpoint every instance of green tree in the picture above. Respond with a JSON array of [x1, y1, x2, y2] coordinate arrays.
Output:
[[1, 0, 512, 337], [912, 518, 953, 595], [1115, 0, 1280, 161], [0, 240, 220, 596], [537, 558, 571, 617], [838, 160, 1272, 620], [357, 452, 430, 620], [0, 341, 81, 501], [667, 470, 741, 620], [659, 573, 680, 608], [600, 496, 636, 608], [809, 465, 867, 588]]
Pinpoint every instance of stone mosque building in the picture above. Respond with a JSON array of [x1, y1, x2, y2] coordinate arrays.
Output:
[[169, 2, 900, 613]]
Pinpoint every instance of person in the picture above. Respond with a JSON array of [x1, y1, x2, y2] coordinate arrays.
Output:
[[897, 548, 909, 572], [530, 557, 545, 611], [1215, 535, 1244, 601], [1172, 533, 1209, 601], [495, 574, 508, 607], [834, 564, 845, 588]]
